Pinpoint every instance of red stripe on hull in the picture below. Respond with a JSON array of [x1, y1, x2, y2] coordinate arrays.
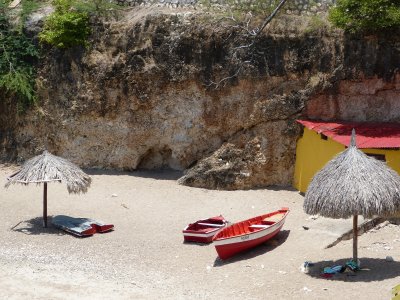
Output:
[[215, 225, 283, 260]]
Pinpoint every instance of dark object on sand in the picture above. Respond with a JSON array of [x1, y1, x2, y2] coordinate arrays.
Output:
[[52, 215, 114, 237]]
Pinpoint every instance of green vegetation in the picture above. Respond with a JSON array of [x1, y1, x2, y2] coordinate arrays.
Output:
[[39, 0, 91, 48], [304, 15, 330, 34], [0, 0, 121, 108], [19, 0, 41, 28], [0, 1, 39, 107], [329, 0, 400, 33], [39, 0, 120, 49]]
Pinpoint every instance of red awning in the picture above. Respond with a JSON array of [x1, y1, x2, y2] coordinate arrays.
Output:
[[297, 120, 400, 149]]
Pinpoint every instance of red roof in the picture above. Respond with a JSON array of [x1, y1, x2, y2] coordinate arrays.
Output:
[[297, 120, 400, 149]]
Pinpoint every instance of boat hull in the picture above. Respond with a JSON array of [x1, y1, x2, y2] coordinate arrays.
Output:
[[183, 228, 223, 243], [214, 223, 284, 259], [183, 216, 228, 243], [212, 208, 289, 259]]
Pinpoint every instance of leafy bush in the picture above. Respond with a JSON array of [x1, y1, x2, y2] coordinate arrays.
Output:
[[39, 0, 121, 48], [329, 0, 400, 33], [0, 4, 39, 106], [39, 0, 90, 48]]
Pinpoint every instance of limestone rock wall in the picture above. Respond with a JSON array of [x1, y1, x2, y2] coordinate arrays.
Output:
[[1, 10, 400, 190], [306, 76, 400, 122]]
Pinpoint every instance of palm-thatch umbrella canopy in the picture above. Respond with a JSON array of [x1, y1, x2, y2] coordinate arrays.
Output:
[[5, 151, 91, 228], [304, 130, 400, 262]]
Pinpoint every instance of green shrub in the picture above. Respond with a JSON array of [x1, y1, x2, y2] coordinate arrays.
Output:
[[329, 0, 400, 33], [39, 11, 90, 48], [0, 4, 39, 106], [39, 0, 90, 48], [39, 0, 121, 49]]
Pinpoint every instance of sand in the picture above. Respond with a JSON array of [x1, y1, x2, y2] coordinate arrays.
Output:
[[0, 165, 399, 299]]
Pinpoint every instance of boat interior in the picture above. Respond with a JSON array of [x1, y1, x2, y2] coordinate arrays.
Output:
[[214, 210, 287, 239], [186, 220, 226, 232]]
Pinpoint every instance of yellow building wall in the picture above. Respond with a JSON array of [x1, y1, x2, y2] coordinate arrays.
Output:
[[293, 127, 400, 193], [362, 148, 400, 175], [294, 128, 345, 193]]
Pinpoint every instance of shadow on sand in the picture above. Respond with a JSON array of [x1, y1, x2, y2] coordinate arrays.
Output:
[[182, 241, 211, 247], [84, 169, 301, 191], [304, 258, 400, 282], [11, 216, 65, 236], [264, 186, 298, 192], [212, 230, 290, 266], [85, 169, 183, 181]]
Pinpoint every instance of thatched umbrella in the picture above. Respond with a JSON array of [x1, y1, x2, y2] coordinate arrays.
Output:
[[5, 151, 91, 228], [304, 130, 400, 262]]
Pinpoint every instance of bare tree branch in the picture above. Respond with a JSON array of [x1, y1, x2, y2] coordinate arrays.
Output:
[[207, 0, 289, 88], [207, 65, 243, 88], [254, 0, 288, 38]]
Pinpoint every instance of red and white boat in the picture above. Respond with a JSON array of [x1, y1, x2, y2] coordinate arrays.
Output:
[[212, 208, 289, 259], [183, 215, 228, 243]]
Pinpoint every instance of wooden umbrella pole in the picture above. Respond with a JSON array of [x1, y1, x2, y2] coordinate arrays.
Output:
[[43, 182, 48, 228], [353, 214, 358, 262]]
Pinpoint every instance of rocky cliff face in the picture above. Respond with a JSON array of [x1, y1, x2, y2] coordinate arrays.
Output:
[[307, 75, 400, 122], [1, 8, 400, 189]]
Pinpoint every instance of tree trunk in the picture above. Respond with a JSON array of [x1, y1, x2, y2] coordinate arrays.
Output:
[[43, 182, 48, 228], [353, 214, 358, 262]]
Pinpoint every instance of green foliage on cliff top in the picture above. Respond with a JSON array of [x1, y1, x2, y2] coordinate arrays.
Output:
[[0, 1, 39, 107], [39, 0, 121, 49], [329, 0, 400, 33], [39, 0, 90, 48], [19, 0, 41, 27]]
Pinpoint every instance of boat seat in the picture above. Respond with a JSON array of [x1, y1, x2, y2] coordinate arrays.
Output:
[[249, 224, 269, 229], [197, 223, 224, 227], [263, 214, 283, 222]]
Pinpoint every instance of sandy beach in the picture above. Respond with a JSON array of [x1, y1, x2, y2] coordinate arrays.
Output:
[[0, 165, 399, 300]]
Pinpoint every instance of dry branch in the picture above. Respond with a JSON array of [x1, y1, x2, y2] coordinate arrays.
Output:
[[207, 0, 288, 88]]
